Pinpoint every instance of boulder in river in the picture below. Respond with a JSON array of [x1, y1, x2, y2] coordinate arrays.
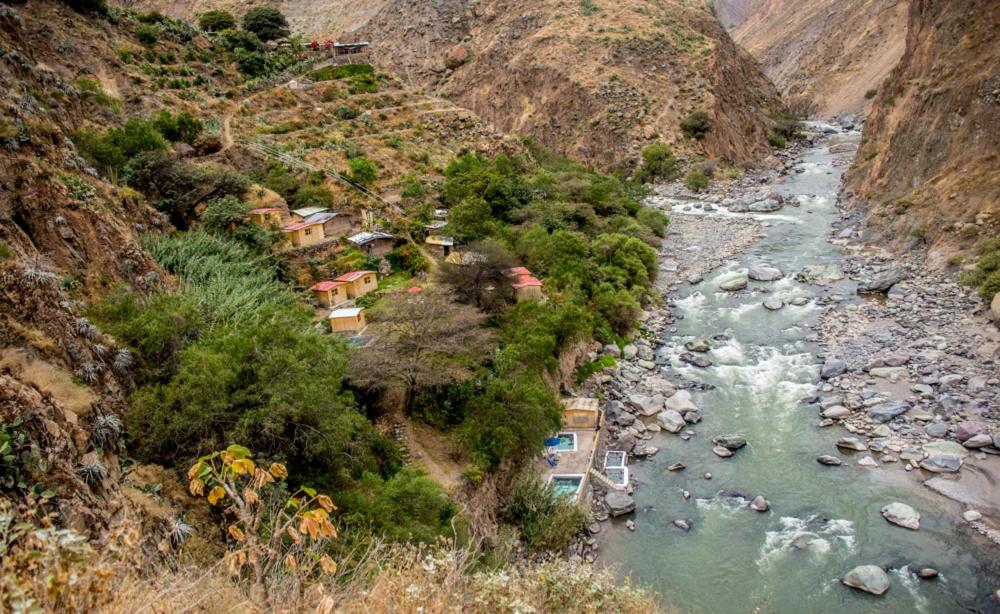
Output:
[[820, 359, 847, 379], [680, 352, 712, 368], [868, 400, 911, 423], [822, 405, 851, 419], [712, 446, 733, 458], [748, 264, 784, 281], [657, 410, 686, 433], [920, 453, 962, 473], [763, 296, 785, 311], [712, 434, 747, 450], [842, 565, 889, 596], [817, 455, 843, 466], [605, 492, 635, 516], [685, 338, 710, 352], [954, 420, 987, 442], [748, 198, 783, 212], [963, 433, 992, 449], [719, 275, 749, 291], [797, 264, 845, 285], [750, 495, 769, 512], [880, 502, 921, 530], [628, 393, 664, 417], [918, 568, 939, 580], [836, 436, 867, 451], [665, 390, 698, 412], [672, 519, 692, 532]]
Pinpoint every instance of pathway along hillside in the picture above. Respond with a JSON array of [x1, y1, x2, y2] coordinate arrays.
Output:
[[595, 121, 1000, 612]]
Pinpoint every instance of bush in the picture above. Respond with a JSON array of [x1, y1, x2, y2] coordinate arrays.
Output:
[[338, 468, 455, 543], [347, 156, 377, 185], [136, 24, 158, 46], [198, 9, 236, 32], [151, 110, 202, 144], [242, 7, 289, 42], [637, 143, 678, 182], [72, 117, 168, 177], [767, 132, 786, 148], [679, 110, 710, 139], [684, 168, 709, 192], [386, 244, 429, 274], [235, 49, 270, 77], [217, 29, 265, 52], [865, 88, 877, 99], [636, 207, 669, 237], [502, 474, 587, 552], [289, 185, 333, 208], [959, 238, 1000, 300]]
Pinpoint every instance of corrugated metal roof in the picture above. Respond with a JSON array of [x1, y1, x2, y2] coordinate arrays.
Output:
[[348, 231, 393, 245], [561, 397, 599, 412], [425, 235, 454, 246], [304, 211, 339, 223], [291, 206, 329, 218]]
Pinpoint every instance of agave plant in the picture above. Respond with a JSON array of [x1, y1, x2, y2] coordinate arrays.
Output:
[[90, 414, 123, 449], [73, 317, 98, 339], [75, 459, 108, 485], [21, 266, 59, 288], [74, 362, 100, 384], [112, 348, 135, 373], [165, 517, 194, 548]]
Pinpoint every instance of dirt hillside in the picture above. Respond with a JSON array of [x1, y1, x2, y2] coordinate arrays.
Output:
[[717, 0, 909, 116], [127, 0, 787, 171]]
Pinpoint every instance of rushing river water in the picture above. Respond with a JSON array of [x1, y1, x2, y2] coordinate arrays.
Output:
[[600, 123, 999, 613]]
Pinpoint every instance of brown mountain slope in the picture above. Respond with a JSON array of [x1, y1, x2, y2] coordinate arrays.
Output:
[[716, 0, 909, 116], [843, 0, 1000, 259], [127, 0, 786, 170]]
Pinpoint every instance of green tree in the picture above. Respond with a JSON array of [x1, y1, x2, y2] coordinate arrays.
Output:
[[152, 110, 203, 144], [684, 168, 709, 192], [242, 7, 290, 42], [637, 143, 678, 182], [198, 10, 236, 32], [347, 156, 377, 186]]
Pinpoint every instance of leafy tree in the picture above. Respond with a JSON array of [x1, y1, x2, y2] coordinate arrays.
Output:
[[684, 168, 709, 192], [448, 196, 500, 242], [290, 185, 333, 208], [235, 49, 271, 77], [462, 377, 562, 469], [348, 287, 490, 414], [347, 156, 377, 186], [502, 473, 586, 552], [151, 110, 203, 144], [198, 9, 236, 32], [242, 7, 290, 42], [72, 117, 168, 177], [679, 110, 711, 139], [218, 28, 266, 52], [201, 195, 279, 252], [637, 143, 678, 182], [186, 445, 339, 603], [437, 240, 516, 312]]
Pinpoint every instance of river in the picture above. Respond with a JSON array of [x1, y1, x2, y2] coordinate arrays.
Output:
[[599, 123, 1000, 613]]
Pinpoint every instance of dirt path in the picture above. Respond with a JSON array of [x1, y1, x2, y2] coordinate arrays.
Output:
[[399, 418, 462, 492], [221, 113, 234, 149]]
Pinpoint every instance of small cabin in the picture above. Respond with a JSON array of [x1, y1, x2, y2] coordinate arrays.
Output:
[[309, 280, 347, 307], [329, 307, 366, 333], [283, 220, 326, 247], [425, 235, 454, 257], [561, 398, 601, 430], [348, 231, 394, 258], [306, 211, 353, 239], [333, 270, 378, 300], [249, 207, 282, 227], [510, 267, 543, 301]]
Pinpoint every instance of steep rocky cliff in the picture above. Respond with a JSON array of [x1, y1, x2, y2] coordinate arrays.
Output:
[[717, 0, 909, 116], [128, 0, 786, 170], [843, 0, 1000, 259]]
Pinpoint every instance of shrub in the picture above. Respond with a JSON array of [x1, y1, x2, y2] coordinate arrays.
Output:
[[242, 7, 289, 42], [198, 9, 236, 32], [679, 110, 710, 139], [959, 238, 1000, 300], [637, 143, 678, 182], [72, 117, 168, 177], [636, 207, 669, 237], [235, 49, 270, 77], [338, 468, 455, 543], [151, 110, 203, 144], [218, 29, 265, 52], [767, 132, 786, 148], [386, 244, 429, 274], [136, 24, 158, 46], [289, 185, 333, 208], [347, 156, 377, 185], [865, 88, 877, 99], [502, 474, 587, 552], [684, 168, 708, 192]]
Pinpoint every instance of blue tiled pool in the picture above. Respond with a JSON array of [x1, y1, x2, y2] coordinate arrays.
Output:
[[549, 475, 583, 500], [552, 432, 576, 452]]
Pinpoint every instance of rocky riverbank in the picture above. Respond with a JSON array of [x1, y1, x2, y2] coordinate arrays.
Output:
[[809, 220, 1000, 543]]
